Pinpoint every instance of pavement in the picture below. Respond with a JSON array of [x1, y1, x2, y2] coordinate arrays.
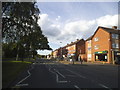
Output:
[[58, 60, 117, 66]]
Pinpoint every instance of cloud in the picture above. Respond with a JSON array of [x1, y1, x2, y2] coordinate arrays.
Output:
[[96, 14, 118, 27], [58, 20, 96, 41], [38, 14, 118, 50], [38, 14, 61, 37], [56, 16, 61, 21]]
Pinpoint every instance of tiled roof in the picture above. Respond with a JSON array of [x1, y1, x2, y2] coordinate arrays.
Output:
[[65, 39, 84, 47], [91, 26, 120, 40], [100, 26, 120, 34], [86, 35, 93, 41]]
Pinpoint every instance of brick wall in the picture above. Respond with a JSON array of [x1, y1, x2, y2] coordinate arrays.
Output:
[[92, 28, 111, 63]]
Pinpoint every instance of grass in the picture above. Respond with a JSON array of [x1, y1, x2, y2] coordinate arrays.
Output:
[[2, 60, 32, 88]]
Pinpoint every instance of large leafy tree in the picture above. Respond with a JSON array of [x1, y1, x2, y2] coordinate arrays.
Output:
[[21, 25, 52, 59], [2, 2, 52, 60], [2, 2, 40, 42]]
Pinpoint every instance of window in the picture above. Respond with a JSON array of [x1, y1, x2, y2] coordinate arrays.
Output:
[[88, 54, 91, 59], [87, 40, 91, 43], [94, 45, 99, 50], [94, 37, 99, 41], [112, 34, 119, 39], [88, 47, 91, 51], [112, 43, 119, 48]]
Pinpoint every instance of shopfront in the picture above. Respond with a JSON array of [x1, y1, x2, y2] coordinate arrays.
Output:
[[95, 51, 108, 62], [114, 51, 120, 64]]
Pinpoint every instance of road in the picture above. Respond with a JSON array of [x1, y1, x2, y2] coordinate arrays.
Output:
[[10, 59, 118, 89]]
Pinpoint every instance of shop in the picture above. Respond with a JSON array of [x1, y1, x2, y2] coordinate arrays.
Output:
[[114, 51, 120, 64], [95, 51, 108, 62]]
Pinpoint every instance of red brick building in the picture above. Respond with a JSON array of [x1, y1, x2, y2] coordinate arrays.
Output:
[[85, 36, 93, 62], [53, 26, 120, 64], [86, 26, 120, 64], [52, 49, 58, 58], [52, 39, 86, 61]]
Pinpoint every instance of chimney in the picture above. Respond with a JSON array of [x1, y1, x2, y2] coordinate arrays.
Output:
[[112, 26, 117, 29]]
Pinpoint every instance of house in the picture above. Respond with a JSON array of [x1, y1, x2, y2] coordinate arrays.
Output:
[[52, 49, 58, 58], [91, 26, 120, 64], [85, 35, 93, 62], [62, 39, 86, 61]]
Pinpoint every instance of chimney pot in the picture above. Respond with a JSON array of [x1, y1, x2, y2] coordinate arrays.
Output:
[[112, 26, 117, 29]]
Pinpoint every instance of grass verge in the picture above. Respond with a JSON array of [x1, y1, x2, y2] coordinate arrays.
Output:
[[2, 60, 32, 88]]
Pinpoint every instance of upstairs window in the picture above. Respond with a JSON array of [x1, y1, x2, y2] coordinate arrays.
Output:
[[94, 45, 99, 50], [87, 40, 91, 43], [112, 34, 119, 39], [112, 43, 119, 48], [94, 37, 99, 41], [88, 47, 91, 51]]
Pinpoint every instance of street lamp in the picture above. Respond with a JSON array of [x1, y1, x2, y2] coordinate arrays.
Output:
[[60, 42, 62, 60]]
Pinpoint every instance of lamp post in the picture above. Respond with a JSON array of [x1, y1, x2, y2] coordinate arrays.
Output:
[[60, 42, 62, 60]]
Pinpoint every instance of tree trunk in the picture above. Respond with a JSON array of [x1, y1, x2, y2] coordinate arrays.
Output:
[[16, 46, 19, 61]]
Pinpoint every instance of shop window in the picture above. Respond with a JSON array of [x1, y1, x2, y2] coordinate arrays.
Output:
[[95, 54, 107, 62]]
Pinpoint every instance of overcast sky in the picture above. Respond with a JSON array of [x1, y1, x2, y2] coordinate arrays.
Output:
[[36, 1, 118, 55]]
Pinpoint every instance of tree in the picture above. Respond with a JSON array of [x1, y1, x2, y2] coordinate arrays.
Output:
[[20, 25, 52, 59], [2, 2, 52, 60], [2, 42, 17, 58], [2, 2, 40, 42]]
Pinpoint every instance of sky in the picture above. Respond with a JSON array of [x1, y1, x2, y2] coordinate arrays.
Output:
[[36, 1, 118, 55]]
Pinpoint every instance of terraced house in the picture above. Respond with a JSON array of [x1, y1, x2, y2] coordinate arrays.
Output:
[[86, 36, 93, 62], [86, 26, 120, 64], [52, 26, 120, 64], [52, 49, 58, 58], [52, 39, 86, 61]]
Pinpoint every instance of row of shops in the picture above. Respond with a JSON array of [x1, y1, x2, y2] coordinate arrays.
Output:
[[94, 51, 120, 64], [52, 26, 120, 64]]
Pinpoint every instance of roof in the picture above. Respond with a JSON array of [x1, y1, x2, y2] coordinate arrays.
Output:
[[86, 35, 93, 41], [100, 26, 120, 34], [91, 26, 120, 39], [65, 38, 85, 47]]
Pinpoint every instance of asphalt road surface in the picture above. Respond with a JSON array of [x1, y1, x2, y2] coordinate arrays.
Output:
[[10, 59, 118, 89]]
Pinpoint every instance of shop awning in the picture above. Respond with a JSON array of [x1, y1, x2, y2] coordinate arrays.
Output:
[[95, 51, 108, 54]]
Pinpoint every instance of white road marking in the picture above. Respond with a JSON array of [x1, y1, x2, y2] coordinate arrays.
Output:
[[15, 84, 28, 86], [74, 85, 81, 90], [66, 75, 76, 77], [58, 81, 68, 83], [15, 65, 34, 87], [54, 69, 65, 78], [56, 73, 68, 83], [66, 69, 112, 89], [98, 83, 112, 90], [47, 65, 68, 83], [66, 69, 86, 79], [47, 63, 113, 89]]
